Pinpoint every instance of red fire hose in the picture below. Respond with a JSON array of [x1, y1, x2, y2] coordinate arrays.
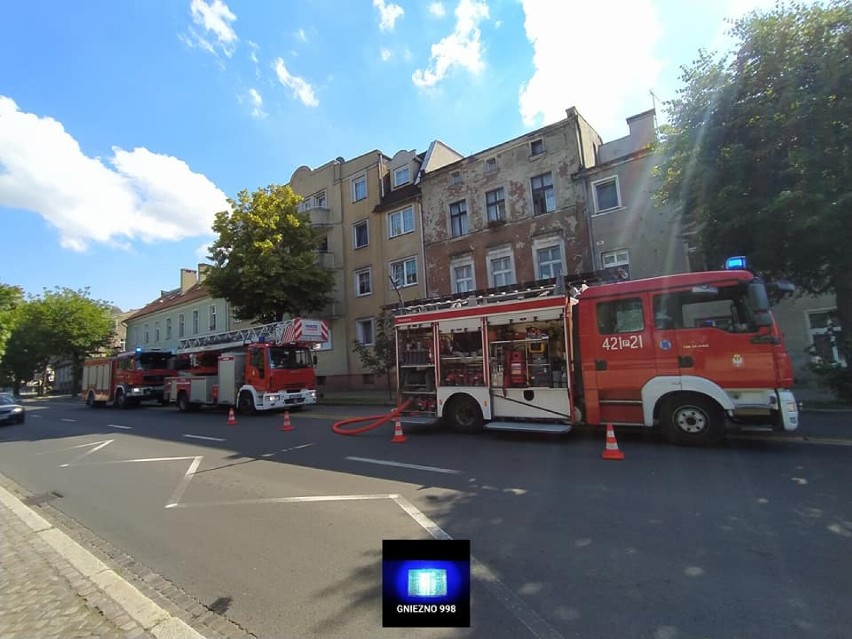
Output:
[[331, 400, 412, 436]]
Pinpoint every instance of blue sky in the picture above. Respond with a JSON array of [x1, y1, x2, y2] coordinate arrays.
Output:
[[1, 0, 797, 311]]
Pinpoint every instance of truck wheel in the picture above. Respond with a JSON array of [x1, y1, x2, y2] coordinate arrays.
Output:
[[115, 389, 127, 409], [445, 395, 483, 433], [661, 393, 725, 447], [238, 392, 256, 416], [176, 392, 190, 412]]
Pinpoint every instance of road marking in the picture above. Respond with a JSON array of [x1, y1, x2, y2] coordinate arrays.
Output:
[[261, 443, 314, 458], [183, 434, 226, 443], [31, 414, 42, 418], [165, 456, 203, 509], [107, 424, 132, 430], [75, 456, 201, 465], [392, 495, 566, 639], [172, 494, 393, 509], [60, 418, 77, 422], [346, 456, 461, 474], [59, 440, 114, 468]]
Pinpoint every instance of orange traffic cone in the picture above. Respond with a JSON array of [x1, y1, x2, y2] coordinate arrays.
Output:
[[227, 408, 237, 425], [390, 416, 406, 443], [602, 424, 624, 460], [281, 410, 294, 431]]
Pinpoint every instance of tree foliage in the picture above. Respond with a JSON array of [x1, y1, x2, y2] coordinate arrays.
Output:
[[205, 184, 335, 324], [352, 312, 396, 400], [0, 282, 24, 362], [656, 1, 852, 358], [0, 288, 114, 393]]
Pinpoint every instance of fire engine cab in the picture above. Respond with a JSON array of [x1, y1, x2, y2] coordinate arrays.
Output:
[[394, 269, 799, 446]]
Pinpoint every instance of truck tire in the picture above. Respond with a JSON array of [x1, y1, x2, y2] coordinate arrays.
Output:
[[176, 391, 190, 412], [115, 389, 128, 409], [445, 394, 484, 433], [238, 392, 256, 416], [661, 393, 725, 447]]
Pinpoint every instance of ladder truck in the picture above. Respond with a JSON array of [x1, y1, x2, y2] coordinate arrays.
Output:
[[164, 318, 328, 415]]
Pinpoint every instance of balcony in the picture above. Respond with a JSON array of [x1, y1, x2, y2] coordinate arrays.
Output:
[[315, 251, 338, 270], [318, 300, 343, 319]]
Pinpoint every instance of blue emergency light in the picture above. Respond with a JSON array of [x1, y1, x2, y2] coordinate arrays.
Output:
[[725, 256, 748, 270], [135, 347, 143, 354], [407, 568, 447, 597]]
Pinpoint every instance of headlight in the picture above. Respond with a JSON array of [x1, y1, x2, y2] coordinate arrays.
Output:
[[11, 407, 23, 413], [268, 395, 279, 402]]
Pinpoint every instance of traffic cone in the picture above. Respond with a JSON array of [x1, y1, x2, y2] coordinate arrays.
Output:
[[281, 410, 294, 431], [390, 416, 406, 443], [601, 424, 624, 460], [227, 408, 237, 425]]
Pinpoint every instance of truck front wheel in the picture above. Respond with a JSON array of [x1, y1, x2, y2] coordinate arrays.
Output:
[[115, 389, 127, 409], [238, 392, 256, 416], [661, 393, 725, 447], [445, 395, 484, 433]]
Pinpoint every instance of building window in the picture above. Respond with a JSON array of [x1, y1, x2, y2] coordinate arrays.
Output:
[[807, 309, 846, 366], [451, 171, 462, 185], [315, 190, 327, 208], [537, 244, 563, 279], [355, 318, 375, 346], [144, 324, 149, 344], [192, 310, 199, 335], [166, 317, 172, 340], [390, 257, 417, 287], [154, 321, 160, 342], [486, 188, 506, 222], [450, 200, 469, 237], [601, 249, 631, 281], [353, 220, 369, 248], [593, 176, 621, 213], [451, 257, 475, 294], [355, 268, 372, 296], [178, 314, 185, 338], [487, 247, 516, 287], [530, 139, 545, 156], [209, 305, 217, 331], [485, 158, 497, 174], [133, 327, 139, 345], [531, 173, 556, 215], [393, 166, 410, 187], [388, 206, 414, 238], [352, 176, 367, 202]]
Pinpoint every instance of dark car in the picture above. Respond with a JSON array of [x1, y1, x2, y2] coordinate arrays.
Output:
[[0, 393, 25, 424]]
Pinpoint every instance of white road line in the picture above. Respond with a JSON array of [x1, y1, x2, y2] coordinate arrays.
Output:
[[74, 456, 200, 466], [165, 456, 203, 509], [346, 456, 461, 474], [182, 434, 225, 443], [260, 443, 314, 458], [392, 495, 566, 639], [172, 494, 393, 509], [60, 418, 77, 422], [59, 440, 113, 468], [107, 424, 132, 430]]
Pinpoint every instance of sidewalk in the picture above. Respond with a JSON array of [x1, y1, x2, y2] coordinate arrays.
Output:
[[0, 482, 202, 639]]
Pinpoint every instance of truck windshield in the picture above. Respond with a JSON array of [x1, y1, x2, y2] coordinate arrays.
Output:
[[268, 346, 313, 369], [135, 353, 172, 370], [653, 281, 771, 333]]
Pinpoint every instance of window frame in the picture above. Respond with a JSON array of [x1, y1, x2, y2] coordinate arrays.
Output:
[[531, 172, 556, 215], [530, 138, 545, 156], [354, 267, 372, 297], [393, 165, 411, 188], [450, 256, 476, 294], [351, 175, 367, 202], [485, 187, 506, 222], [388, 206, 415, 238], [352, 219, 369, 249], [592, 176, 622, 214], [209, 305, 217, 331], [390, 256, 418, 288], [533, 237, 565, 280], [192, 310, 199, 335], [484, 157, 497, 174], [166, 317, 172, 340], [355, 317, 375, 346], [449, 200, 469, 238], [178, 314, 185, 338], [486, 246, 516, 288]]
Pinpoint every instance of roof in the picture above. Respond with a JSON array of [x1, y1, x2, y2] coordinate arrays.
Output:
[[124, 283, 213, 322], [373, 182, 420, 213]]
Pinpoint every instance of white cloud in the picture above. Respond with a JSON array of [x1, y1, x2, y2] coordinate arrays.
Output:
[[295, 28, 308, 43], [412, 0, 489, 88], [248, 88, 267, 118], [374, 0, 404, 32], [428, 2, 447, 17], [274, 58, 319, 107], [518, 0, 662, 139], [0, 97, 228, 252], [188, 0, 238, 57], [248, 39, 259, 64], [380, 47, 393, 62]]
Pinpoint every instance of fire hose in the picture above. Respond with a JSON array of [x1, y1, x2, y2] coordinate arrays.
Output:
[[331, 399, 412, 435]]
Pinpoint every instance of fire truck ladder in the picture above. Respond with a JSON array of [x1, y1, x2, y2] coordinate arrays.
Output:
[[177, 321, 292, 353], [391, 272, 603, 316]]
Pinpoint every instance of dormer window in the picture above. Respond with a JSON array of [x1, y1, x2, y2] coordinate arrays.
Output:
[[393, 166, 411, 188]]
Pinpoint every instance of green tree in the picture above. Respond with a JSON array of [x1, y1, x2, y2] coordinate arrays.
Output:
[[0, 282, 24, 362], [352, 312, 397, 401], [205, 184, 335, 323], [656, 0, 852, 360]]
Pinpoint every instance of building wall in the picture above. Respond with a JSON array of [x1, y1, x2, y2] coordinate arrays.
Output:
[[421, 110, 595, 296]]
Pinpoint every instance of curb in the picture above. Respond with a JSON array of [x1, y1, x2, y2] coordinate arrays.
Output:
[[0, 483, 204, 639]]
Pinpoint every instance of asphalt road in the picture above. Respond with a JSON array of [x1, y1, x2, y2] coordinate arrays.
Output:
[[1, 399, 850, 639]]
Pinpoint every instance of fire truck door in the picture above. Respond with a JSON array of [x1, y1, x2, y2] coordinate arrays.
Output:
[[589, 295, 654, 424]]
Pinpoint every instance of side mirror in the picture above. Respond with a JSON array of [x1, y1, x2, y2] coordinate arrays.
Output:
[[767, 280, 796, 295]]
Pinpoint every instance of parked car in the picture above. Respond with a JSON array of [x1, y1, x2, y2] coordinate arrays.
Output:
[[0, 393, 25, 425]]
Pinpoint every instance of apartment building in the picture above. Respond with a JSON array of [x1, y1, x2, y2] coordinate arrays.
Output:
[[420, 107, 601, 295]]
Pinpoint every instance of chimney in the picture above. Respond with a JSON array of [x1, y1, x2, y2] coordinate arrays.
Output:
[[180, 268, 197, 293], [197, 263, 211, 283], [626, 109, 656, 149]]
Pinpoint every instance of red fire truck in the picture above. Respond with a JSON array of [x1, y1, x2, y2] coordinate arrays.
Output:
[[81, 349, 176, 408], [394, 268, 799, 446], [163, 318, 327, 414]]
